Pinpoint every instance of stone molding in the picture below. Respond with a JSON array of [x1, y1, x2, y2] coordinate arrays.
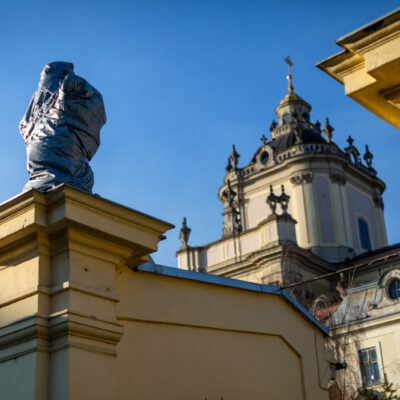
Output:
[[290, 173, 313, 186], [330, 172, 346, 186], [373, 193, 384, 209], [316, 9, 400, 129]]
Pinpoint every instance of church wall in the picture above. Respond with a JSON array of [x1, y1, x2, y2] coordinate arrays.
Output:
[[292, 181, 310, 247], [239, 233, 259, 254], [315, 176, 336, 244], [374, 205, 388, 248], [246, 192, 270, 228], [303, 180, 320, 247], [331, 182, 348, 246], [340, 183, 354, 248], [243, 171, 293, 230], [346, 186, 378, 253]]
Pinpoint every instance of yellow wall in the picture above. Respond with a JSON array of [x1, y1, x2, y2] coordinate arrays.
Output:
[[116, 267, 329, 400], [0, 187, 329, 399]]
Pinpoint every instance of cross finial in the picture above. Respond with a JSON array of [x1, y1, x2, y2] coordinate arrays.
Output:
[[347, 135, 354, 146], [284, 56, 294, 94], [260, 134, 267, 145]]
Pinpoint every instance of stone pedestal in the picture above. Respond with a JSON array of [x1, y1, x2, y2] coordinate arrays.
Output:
[[259, 213, 297, 247], [0, 186, 172, 400]]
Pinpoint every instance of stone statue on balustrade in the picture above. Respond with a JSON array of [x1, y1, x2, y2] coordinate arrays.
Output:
[[19, 61, 106, 194]]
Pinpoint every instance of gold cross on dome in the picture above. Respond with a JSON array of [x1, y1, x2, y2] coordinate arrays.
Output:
[[284, 56, 294, 93]]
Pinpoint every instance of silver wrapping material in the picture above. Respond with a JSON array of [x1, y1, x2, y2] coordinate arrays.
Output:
[[20, 62, 106, 193]]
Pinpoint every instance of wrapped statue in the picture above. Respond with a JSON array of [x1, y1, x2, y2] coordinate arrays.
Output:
[[19, 61, 106, 194]]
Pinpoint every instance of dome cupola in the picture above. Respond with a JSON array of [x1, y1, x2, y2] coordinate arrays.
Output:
[[272, 57, 313, 137]]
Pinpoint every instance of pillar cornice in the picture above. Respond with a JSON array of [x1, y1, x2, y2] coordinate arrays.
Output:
[[290, 172, 313, 186]]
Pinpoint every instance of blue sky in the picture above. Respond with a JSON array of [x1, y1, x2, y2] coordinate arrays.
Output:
[[0, 1, 399, 266]]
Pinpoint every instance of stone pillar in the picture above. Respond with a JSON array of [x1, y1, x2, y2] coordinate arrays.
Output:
[[330, 172, 348, 246], [290, 173, 317, 247], [373, 193, 388, 248], [0, 186, 172, 400]]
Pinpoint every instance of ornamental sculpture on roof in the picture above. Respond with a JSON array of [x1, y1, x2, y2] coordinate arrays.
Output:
[[19, 62, 106, 194]]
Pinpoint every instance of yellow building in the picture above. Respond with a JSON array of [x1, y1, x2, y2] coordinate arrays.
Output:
[[316, 6, 400, 399], [0, 186, 330, 399], [317, 7, 400, 130]]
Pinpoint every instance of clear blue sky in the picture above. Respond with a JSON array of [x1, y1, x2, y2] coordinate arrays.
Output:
[[0, 1, 399, 266]]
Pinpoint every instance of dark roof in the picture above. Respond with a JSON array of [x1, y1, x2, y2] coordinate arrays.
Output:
[[269, 129, 326, 154]]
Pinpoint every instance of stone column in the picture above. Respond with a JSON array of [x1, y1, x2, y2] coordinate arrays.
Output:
[[0, 186, 172, 400]]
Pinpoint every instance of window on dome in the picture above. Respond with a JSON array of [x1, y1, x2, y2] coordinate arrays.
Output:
[[260, 151, 269, 165], [302, 112, 310, 122], [282, 113, 291, 124], [358, 218, 371, 251], [389, 279, 400, 300]]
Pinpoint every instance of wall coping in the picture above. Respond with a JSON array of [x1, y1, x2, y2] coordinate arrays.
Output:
[[136, 263, 329, 336]]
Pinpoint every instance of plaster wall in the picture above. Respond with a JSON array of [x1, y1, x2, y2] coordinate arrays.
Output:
[[336, 316, 400, 395], [0, 188, 330, 400], [116, 268, 329, 400], [316, 176, 335, 244], [246, 192, 271, 228], [346, 186, 378, 252], [0, 352, 38, 399]]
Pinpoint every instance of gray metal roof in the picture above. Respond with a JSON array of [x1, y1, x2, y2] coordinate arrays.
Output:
[[136, 263, 329, 336]]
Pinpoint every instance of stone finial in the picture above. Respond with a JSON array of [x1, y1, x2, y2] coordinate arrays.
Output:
[[278, 185, 290, 215], [223, 179, 236, 208], [323, 118, 334, 143], [364, 145, 373, 168], [179, 217, 191, 247], [269, 120, 277, 132], [266, 185, 291, 216], [266, 185, 279, 215], [346, 135, 354, 146], [344, 135, 361, 166], [260, 134, 268, 145], [222, 180, 242, 236], [225, 158, 233, 172], [229, 145, 240, 169]]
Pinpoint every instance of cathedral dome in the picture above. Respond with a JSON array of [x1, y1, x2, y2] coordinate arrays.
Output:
[[269, 128, 326, 154], [266, 60, 325, 153], [277, 91, 311, 111]]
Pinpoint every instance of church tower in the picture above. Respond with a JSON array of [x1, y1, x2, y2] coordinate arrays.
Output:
[[176, 60, 387, 306]]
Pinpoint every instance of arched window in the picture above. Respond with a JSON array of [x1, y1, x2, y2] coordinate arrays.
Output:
[[389, 279, 400, 300], [358, 218, 371, 251]]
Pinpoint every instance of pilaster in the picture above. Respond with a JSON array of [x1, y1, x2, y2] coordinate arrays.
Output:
[[0, 186, 173, 400]]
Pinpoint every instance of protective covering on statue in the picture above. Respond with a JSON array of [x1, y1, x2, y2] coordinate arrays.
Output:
[[19, 61, 106, 193]]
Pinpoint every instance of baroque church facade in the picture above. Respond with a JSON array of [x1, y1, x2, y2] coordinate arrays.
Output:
[[177, 68, 387, 306], [176, 66, 400, 396]]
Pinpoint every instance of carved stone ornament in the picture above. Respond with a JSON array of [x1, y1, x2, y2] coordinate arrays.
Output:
[[322, 117, 334, 143], [20, 61, 106, 194], [373, 193, 384, 209], [330, 173, 346, 186], [179, 217, 191, 247], [229, 144, 240, 170], [290, 173, 313, 186]]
